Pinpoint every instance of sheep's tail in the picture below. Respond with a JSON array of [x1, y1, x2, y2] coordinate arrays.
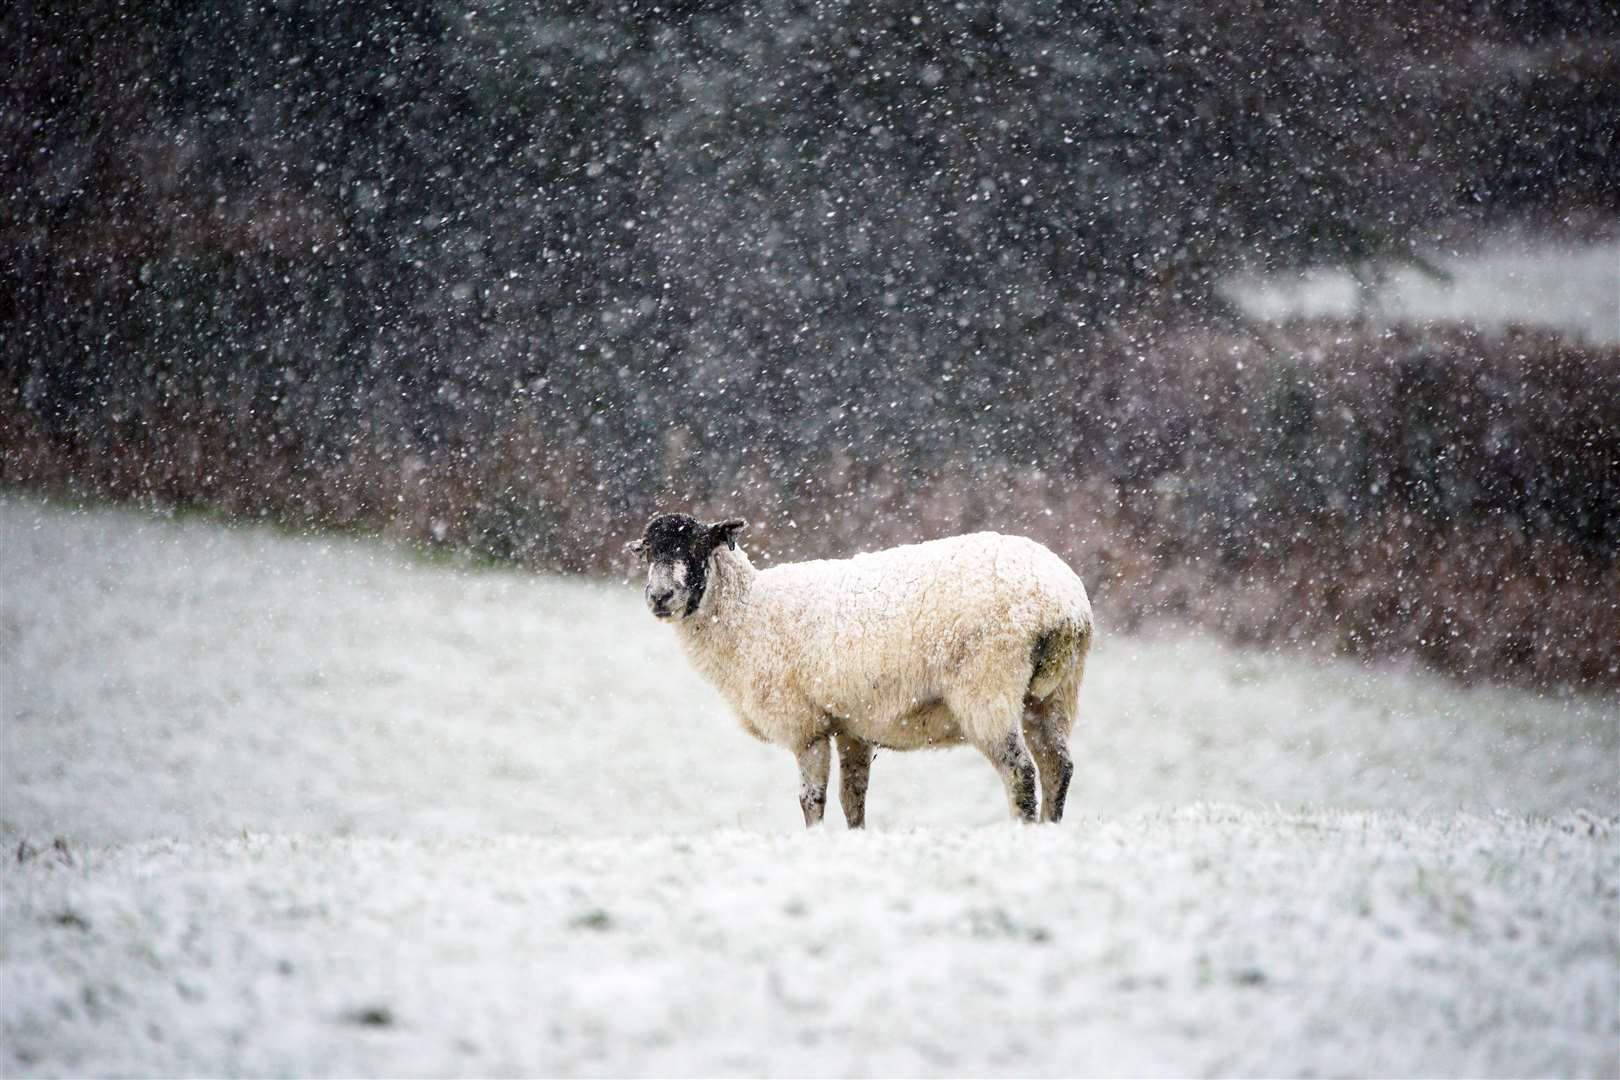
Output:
[[1027, 617, 1092, 702]]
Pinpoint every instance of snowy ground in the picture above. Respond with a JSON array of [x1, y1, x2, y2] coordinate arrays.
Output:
[[2, 495, 1616, 1076], [1221, 230, 1620, 344]]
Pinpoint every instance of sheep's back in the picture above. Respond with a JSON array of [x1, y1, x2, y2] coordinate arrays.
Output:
[[752, 532, 1089, 721]]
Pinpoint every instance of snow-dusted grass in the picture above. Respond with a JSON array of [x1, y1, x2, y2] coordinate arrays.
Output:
[[1221, 232, 1620, 344], [5, 812, 1614, 1078], [2, 494, 1616, 1076]]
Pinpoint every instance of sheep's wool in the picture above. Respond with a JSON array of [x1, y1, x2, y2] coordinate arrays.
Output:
[[675, 532, 1092, 754]]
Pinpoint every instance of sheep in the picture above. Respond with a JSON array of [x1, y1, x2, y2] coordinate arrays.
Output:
[[627, 512, 1093, 826]]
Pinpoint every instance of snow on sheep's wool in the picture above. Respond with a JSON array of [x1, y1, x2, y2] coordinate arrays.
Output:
[[675, 533, 1091, 748]]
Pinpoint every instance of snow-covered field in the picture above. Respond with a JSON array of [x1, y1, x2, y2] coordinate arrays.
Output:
[[1222, 231, 1620, 344], [2, 495, 1616, 1076]]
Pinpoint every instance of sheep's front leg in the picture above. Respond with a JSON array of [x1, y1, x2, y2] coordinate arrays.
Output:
[[796, 737, 831, 827], [835, 733, 874, 829]]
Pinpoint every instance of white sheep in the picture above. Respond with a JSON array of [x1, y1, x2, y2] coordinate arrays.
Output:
[[628, 513, 1093, 826]]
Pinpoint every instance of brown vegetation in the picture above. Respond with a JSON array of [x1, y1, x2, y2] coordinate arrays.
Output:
[[7, 321, 1616, 692]]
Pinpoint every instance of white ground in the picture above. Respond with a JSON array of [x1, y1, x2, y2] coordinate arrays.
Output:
[[2, 495, 1616, 1076], [1222, 231, 1620, 344]]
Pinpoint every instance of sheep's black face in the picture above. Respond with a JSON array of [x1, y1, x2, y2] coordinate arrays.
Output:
[[627, 513, 747, 620]]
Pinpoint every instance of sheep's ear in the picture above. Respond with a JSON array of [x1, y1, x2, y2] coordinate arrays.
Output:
[[709, 518, 748, 551]]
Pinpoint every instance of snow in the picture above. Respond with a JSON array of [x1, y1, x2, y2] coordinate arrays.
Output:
[[6, 813, 1615, 1077], [3, 495, 1617, 1076], [1221, 232, 1620, 344]]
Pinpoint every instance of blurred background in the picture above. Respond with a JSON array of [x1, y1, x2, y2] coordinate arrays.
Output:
[[3, 0, 1617, 689]]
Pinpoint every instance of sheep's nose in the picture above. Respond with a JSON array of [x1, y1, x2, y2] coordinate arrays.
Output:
[[651, 589, 675, 607]]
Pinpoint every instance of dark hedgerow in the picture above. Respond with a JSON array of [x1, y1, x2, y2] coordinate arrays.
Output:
[[5, 322, 1616, 691], [4, 0, 1616, 690]]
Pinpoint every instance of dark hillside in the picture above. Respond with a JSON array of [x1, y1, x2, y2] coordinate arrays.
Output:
[[3, 0, 1616, 687]]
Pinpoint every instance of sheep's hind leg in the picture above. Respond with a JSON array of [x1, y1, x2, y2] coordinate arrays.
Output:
[[977, 730, 1039, 823], [835, 733, 874, 829], [796, 737, 831, 827], [1023, 701, 1074, 823]]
